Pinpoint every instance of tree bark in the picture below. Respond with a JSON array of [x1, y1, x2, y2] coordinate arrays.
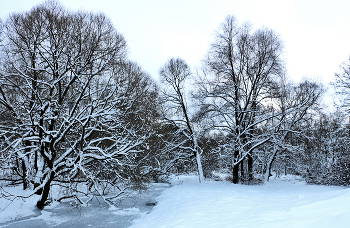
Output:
[[248, 154, 253, 181], [232, 150, 240, 184], [196, 150, 205, 183], [21, 158, 28, 190], [240, 159, 244, 181], [37, 169, 55, 209], [232, 163, 239, 184], [264, 145, 278, 182]]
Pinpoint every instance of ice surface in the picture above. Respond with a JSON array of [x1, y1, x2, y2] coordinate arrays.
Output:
[[0, 183, 169, 227]]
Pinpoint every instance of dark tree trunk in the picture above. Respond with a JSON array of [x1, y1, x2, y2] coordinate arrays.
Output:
[[285, 165, 287, 175], [269, 153, 276, 178], [34, 182, 42, 195], [232, 163, 239, 184], [232, 150, 240, 184], [37, 169, 55, 209], [21, 158, 28, 190], [240, 159, 244, 181], [248, 154, 253, 181], [21, 140, 33, 190]]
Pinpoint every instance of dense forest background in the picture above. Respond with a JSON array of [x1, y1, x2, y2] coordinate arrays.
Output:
[[1, 1, 350, 209]]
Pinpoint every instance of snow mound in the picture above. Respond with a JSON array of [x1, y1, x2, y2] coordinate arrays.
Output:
[[283, 191, 350, 227], [169, 174, 201, 185]]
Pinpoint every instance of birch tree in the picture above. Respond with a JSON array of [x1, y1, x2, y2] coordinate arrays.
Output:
[[159, 58, 205, 183]]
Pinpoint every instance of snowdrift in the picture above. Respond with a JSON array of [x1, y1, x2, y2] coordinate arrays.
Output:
[[130, 175, 350, 228]]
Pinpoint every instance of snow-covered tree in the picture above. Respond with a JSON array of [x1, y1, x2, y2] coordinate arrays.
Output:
[[159, 58, 205, 183], [299, 58, 350, 185], [262, 79, 323, 181], [299, 110, 350, 186], [195, 15, 284, 183], [0, 1, 158, 208], [335, 58, 350, 113]]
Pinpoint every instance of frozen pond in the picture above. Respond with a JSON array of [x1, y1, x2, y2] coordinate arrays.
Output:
[[0, 183, 170, 228]]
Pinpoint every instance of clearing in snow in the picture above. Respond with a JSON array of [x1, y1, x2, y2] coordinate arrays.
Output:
[[130, 175, 350, 228]]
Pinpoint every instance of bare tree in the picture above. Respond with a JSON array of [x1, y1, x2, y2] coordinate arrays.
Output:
[[263, 79, 323, 181], [0, 1, 154, 208], [302, 109, 350, 186], [335, 58, 350, 112], [159, 58, 205, 183], [195, 15, 285, 183]]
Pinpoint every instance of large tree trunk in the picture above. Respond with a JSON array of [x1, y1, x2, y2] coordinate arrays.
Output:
[[37, 169, 55, 209], [232, 163, 239, 184], [232, 150, 240, 184]]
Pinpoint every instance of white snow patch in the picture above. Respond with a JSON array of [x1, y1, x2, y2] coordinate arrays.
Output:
[[130, 175, 350, 228], [0, 185, 40, 223], [169, 174, 201, 185], [44, 200, 60, 209]]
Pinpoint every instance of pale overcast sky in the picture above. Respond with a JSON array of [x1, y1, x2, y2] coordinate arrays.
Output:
[[1, 0, 350, 83]]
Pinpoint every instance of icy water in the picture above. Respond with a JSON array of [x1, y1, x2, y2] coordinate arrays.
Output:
[[0, 183, 170, 228]]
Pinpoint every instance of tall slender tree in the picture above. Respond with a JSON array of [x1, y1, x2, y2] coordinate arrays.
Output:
[[159, 58, 205, 183]]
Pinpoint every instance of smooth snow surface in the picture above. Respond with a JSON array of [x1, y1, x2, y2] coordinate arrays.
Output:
[[130, 175, 350, 228]]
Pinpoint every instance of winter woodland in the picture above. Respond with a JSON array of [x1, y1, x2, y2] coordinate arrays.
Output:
[[1, 0, 350, 214]]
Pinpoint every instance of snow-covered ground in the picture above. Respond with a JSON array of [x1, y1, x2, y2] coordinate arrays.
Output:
[[1, 175, 350, 227], [130, 175, 350, 228]]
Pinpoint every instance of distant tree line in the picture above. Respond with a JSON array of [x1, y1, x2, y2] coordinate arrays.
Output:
[[0, 0, 349, 209]]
